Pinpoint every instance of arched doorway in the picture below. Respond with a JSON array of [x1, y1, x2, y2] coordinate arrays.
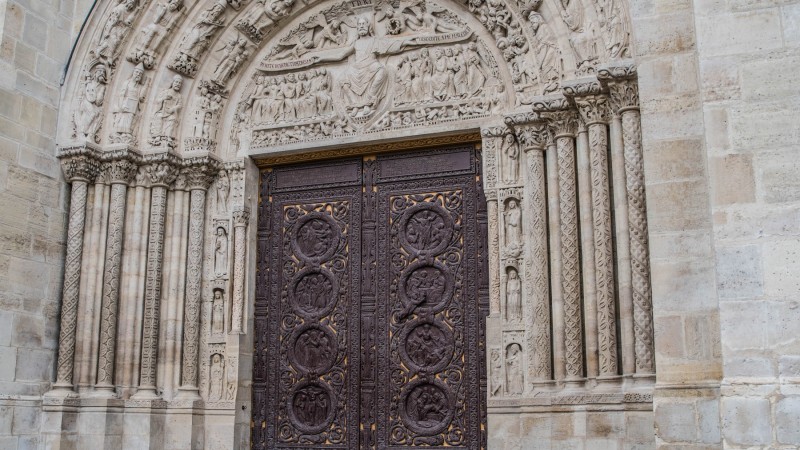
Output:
[[48, 0, 654, 447]]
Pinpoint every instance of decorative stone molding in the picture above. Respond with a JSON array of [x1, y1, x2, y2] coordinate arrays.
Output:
[[231, 207, 250, 333]]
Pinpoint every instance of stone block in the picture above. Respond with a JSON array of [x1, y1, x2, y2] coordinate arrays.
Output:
[[643, 138, 705, 184], [685, 313, 721, 360], [784, 2, 800, 44], [696, 11, 783, 57], [714, 204, 800, 241], [14, 347, 52, 382], [11, 406, 40, 435], [588, 412, 624, 437], [721, 396, 772, 445], [631, 12, 696, 56], [720, 301, 766, 350], [757, 149, 800, 204], [715, 245, 763, 300], [13, 40, 36, 75], [0, 406, 12, 434], [763, 240, 800, 298], [730, 101, 800, 150], [695, 399, 720, 444], [0, 89, 20, 119], [703, 107, 730, 152], [654, 402, 697, 442], [723, 355, 775, 378], [0, 436, 19, 449], [650, 231, 713, 261], [10, 313, 44, 349], [699, 56, 741, 102], [640, 95, 704, 141], [710, 154, 755, 206], [647, 179, 711, 233], [766, 300, 800, 352], [651, 258, 718, 312], [741, 55, 800, 102], [655, 315, 685, 359], [779, 355, 800, 378], [776, 395, 800, 444], [0, 346, 16, 381]]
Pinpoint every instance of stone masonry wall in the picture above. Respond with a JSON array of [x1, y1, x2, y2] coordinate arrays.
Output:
[[697, 0, 800, 446], [0, 0, 92, 448]]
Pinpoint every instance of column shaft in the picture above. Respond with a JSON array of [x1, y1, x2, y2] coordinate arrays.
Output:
[[546, 141, 565, 382], [53, 180, 90, 390], [231, 210, 249, 333]]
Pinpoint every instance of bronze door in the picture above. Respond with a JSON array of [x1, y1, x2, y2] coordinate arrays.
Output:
[[253, 144, 488, 449]]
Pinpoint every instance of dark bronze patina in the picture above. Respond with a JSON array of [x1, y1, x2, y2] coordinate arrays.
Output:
[[253, 144, 489, 449]]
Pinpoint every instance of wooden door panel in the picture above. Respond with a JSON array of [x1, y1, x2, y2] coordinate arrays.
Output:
[[254, 146, 487, 450]]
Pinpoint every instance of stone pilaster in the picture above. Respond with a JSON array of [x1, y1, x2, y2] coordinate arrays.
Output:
[[178, 159, 217, 398], [567, 79, 620, 379], [599, 64, 655, 376], [480, 127, 504, 316], [95, 150, 139, 396], [135, 156, 179, 398], [231, 208, 250, 334], [52, 146, 100, 393]]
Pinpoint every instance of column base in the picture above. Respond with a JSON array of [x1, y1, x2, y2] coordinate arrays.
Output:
[[131, 386, 161, 400], [45, 383, 79, 399], [176, 386, 201, 400], [91, 384, 118, 398]]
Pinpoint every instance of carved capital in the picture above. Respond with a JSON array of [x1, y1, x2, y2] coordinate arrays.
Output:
[[607, 79, 640, 113], [181, 156, 221, 191], [530, 94, 571, 113], [503, 111, 541, 127], [144, 161, 180, 187], [562, 78, 604, 98], [481, 126, 512, 138], [58, 146, 100, 183], [100, 150, 138, 185], [232, 208, 250, 227], [574, 95, 611, 125], [513, 121, 549, 150], [597, 61, 637, 82], [543, 110, 579, 138]]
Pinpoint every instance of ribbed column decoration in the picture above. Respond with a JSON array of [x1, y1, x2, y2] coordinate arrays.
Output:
[[95, 151, 139, 397], [570, 84, 619, 380], [600, 65, 655, 375], [134, 157, 179, 398], [231, 208, 250, 333], [51, 147, 99, 393], [178, 159, 216, 398]]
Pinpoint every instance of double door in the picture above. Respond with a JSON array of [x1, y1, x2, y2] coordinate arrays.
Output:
[[253, 144, 488, 449]]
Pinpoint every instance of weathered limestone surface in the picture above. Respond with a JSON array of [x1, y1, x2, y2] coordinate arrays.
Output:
[[0, 0, 798, 445]]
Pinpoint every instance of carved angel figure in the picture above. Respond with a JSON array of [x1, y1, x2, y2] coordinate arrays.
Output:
[[73, 63, 108, 142], [94, 0, 139, 61], [129, 0, 183, 67], [212, 37, 250, 86]]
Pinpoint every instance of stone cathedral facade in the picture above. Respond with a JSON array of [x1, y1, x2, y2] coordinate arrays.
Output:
[[0, 0, 798, 447]]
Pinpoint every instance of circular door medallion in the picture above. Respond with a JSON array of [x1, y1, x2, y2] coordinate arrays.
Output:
[[291, 212, 341, 264], [400, 319, 454, 373], [398, 204, 453, 256], [399, 380, 454, 435], [288, 324, 337, 375], [291, 267, 338, 319], [399, 261, 454, 315], [288, 381, 337, 434]]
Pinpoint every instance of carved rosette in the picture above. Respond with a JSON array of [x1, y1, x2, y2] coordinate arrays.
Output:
[[95, 155, 138, 393], [180, 159, 218, 396], [136, 157, 179, 396], [231, 207, 250, 333], [53, 149, 100, 391]]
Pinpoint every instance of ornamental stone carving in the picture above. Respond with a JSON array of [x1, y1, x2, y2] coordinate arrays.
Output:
[[149, 75, 184, 148], [128, 0, 185, 68], [110, 64, 146, 145]]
